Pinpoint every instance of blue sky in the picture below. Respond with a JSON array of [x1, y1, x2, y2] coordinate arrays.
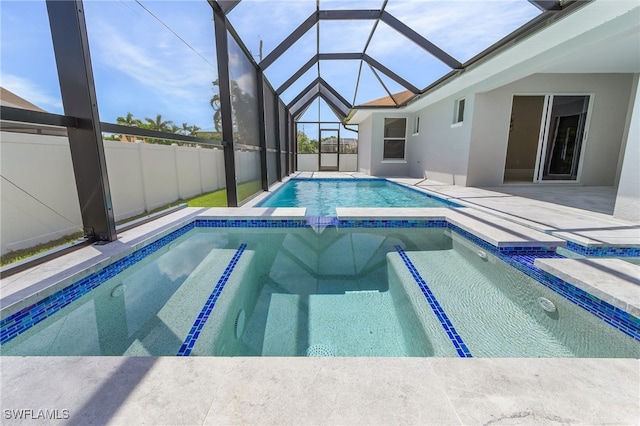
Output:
[[0, 0, 540, 129]]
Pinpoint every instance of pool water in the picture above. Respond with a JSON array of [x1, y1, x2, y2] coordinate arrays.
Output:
[[2, 226, 638, 358], [257, 178, 456, 215]]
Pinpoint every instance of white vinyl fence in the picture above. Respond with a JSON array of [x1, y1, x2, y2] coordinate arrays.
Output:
[[297, 153, 358, 172], [0, 131, 230, 255]]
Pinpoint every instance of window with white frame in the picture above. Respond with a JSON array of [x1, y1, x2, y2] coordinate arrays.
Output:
[[453, 98, 465, 124], [413, 115, 420, 134], [383, 117, 407, 160]]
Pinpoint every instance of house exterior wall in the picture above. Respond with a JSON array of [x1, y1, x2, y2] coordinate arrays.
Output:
[[357, 115, 373, 175], [407, 95, 473, 185], [338, 154, 358, 171], [364, 112, 411, 177], [614, 74, 640, 222], [466, 73, 635, 186]]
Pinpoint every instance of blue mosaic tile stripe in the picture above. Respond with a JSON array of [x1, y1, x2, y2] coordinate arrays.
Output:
[[176, 243, 247, 357], [565, 241, 640, 257], [195, 219, 307, 228], [0, 222, 196, 345], [448, 224, 559, 257], [338, 219, 448, 228], [289, 177, 381, 182], [394, 245, 473, 358]]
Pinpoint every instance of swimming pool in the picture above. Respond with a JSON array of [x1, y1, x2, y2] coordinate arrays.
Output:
[[257, 178, 458, 216], [2, 219, 638, 357]]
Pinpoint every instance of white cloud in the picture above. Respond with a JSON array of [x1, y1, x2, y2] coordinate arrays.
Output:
[[0, 74, 63, 112], [91, 21, 215, 101], [382, 1, 540, 61]]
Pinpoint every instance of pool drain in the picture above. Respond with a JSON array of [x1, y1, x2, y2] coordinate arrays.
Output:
[[305, 344, 334, 357]]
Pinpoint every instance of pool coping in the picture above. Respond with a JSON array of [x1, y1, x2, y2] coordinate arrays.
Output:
[[1, 356, 638, 425]]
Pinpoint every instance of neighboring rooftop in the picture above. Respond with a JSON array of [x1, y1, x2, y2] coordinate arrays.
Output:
[[0, 86, 46, 112], [360, 90, 414, 107]]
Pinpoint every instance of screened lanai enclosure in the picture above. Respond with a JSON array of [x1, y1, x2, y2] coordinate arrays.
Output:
[[1, 0, 573, 270]]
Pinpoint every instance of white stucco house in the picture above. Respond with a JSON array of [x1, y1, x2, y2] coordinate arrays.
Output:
[[347, 1, 639, 222]]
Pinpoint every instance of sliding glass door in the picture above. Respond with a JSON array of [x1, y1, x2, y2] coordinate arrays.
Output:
[[536, 95, 590, 181], [504, 94, 591, 183]]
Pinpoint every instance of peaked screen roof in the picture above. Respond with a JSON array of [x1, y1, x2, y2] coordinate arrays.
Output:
[[219, 0, 570, 121]]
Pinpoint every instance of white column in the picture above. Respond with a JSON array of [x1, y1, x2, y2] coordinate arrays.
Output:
[[614, 77, 640, 222]]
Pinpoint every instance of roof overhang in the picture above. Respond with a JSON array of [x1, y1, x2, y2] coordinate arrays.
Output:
[[348, 0, 640, 124]]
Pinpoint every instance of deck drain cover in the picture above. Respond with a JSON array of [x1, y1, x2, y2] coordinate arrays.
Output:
[[305, 344, 334, 357]]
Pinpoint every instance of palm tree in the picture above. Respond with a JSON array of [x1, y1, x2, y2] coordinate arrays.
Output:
[[116, 112, 141, 127], [144, 114, 173, 132], [187, 124, 201, 136], [210, 80, 222, 132], [116, 112, 141, 142]]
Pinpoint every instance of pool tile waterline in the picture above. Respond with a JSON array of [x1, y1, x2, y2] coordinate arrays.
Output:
[[1, 218, 639, 348]]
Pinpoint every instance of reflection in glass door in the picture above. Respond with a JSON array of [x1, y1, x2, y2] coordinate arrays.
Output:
[[536, 95, 590, 181], [319, 129, 339, 171]]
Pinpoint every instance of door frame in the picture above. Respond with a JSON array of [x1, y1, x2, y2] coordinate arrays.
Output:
[[508, 93, 594, 184], [319, 127, 340, 171]]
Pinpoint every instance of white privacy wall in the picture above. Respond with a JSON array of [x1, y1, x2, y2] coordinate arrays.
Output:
[[103, 141, 226, 218], [1, 133, 227, 255], [297, 154, 318, 171], [296, 154, 357, 172], [1, 132, 83, 255]]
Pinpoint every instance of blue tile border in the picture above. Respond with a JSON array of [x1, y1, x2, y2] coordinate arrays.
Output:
[[177, 244, 247, 357], [195, 219, 307, 228], [2, 217, 639, 350], [338, 219, 448, 228], [448, 224, 559, 257], [394, 245, 472, 358], [565, 241, 640, 258], [0, 222, 196, 345]]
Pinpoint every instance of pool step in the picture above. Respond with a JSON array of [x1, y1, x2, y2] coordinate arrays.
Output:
[[123, 247, 254, 355]]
